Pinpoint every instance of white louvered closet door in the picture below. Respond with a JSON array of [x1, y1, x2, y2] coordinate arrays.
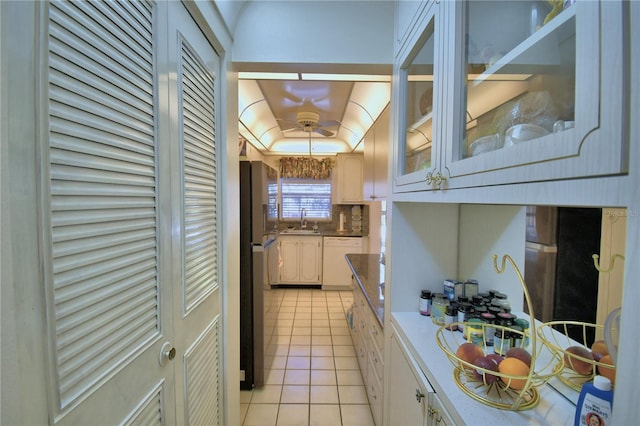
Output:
[[40, 1, 222, 424], [165, 2, 223, 425]]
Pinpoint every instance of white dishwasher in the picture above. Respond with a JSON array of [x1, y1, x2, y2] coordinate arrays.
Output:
[[322, 236, 363, 290]]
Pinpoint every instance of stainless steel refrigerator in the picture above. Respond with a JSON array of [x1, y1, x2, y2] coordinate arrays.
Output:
[[240, 161, 279, 390], [524, 206, 602, 342]]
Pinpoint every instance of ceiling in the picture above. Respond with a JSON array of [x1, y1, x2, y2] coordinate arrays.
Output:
[[238, 73, 391, 156]]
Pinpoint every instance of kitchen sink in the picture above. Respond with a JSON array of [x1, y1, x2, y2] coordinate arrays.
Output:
[[280, 229, 320, 235]]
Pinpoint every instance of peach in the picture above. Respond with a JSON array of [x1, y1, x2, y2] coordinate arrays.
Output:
[[564, 346, 594, 375], [456, 342, 484, 370], [597, 354, 616, 385], [506, 347, 532, 368], [591, 340, 609, 356]]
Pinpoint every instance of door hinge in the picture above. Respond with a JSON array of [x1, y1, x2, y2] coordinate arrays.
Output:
[[240, 370, 245, 381]]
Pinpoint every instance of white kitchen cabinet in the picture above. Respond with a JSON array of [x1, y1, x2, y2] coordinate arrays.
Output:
[[333, 153, 364, 204], [388, 325, 455, 426], [388, 331, 428, 426], [394, 1, 432, 58], [392, 0, 630, 193], [351, 280, 384, 425], [392, 0, 443, 192], [363, 107, 390, 201], [351, 281, 369, 377], [278, 236, 322, 284]]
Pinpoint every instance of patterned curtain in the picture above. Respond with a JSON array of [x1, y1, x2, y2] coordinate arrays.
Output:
[[279, 157, 334, 180]]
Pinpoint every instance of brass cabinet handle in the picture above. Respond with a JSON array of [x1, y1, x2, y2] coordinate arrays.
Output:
[[426, 170, 447, 188]]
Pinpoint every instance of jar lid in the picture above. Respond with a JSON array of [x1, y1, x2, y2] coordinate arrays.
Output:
[[495, 293, 508, 299], [421, 290, 432, 297], [458, 302, 472, 312], [497, 312, 516, 320], [480, 312, 496, 321]]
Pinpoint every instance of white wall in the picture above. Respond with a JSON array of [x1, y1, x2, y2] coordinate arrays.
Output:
[[232, 1, 394, 70]]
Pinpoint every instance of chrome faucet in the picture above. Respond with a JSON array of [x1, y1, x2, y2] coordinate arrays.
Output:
[[300, 208, 307, 229]]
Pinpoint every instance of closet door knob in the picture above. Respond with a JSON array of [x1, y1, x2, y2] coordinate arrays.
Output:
[[159, 342, 176, 365]]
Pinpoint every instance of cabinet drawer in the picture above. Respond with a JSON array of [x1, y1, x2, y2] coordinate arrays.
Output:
[[369, 340, 383, 383], [366, 362, 383, 426], [369, 317, 384, 353]]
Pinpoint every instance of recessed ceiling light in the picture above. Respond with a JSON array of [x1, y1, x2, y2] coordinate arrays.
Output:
[[238, 72, 299, 80], [301, 73, 390, 82]]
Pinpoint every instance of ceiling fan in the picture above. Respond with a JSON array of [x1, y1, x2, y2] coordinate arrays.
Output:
[[277, 110, 340, 137]]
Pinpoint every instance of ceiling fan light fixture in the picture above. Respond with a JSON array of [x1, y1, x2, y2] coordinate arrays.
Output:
[[296, 111, 320, 128]]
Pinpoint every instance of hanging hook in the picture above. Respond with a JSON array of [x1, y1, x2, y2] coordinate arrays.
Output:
[[592, 254, 625, 273]]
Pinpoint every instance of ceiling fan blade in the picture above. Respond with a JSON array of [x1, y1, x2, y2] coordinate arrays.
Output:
[[275, 117, 297, 124], [318, 120, 341, 127], [281, 127, 300, 134], [314, 128, 335, 137]]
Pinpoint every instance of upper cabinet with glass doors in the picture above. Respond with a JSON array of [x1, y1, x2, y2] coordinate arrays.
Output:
[[443, 0, 629, 188], [392, 1, 444, 191], [392, 0, 630, 193]]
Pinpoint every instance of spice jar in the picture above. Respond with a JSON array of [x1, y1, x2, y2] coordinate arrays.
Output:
[[445, 306, 458, 331], [497, 312, 516, 326], [488, 306, 502, 316], [431, 294, 449, 325], [457, 303, 472, 333], [467, 317, 484, 345], [419, 290, 432, 316], [514, 318, 530, 348], [511, 325, 524, 348], [491, 293, 511, 312], [471, 295, 484, 306], [464, 279, 479, 298], [494, 326, 511, 355], [481, 312, 496, 346]]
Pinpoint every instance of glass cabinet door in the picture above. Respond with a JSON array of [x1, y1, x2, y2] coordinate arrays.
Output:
[[444, 0, 628, 187], [394, 3, 442, 190]]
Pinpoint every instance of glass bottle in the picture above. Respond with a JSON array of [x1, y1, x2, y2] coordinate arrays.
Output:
[[419, 290, 432, 316], [431, 294, 449, 325]]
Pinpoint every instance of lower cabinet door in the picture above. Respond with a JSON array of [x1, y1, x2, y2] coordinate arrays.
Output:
[[388, 330, 432, 426], [428, 393, 455, 426]]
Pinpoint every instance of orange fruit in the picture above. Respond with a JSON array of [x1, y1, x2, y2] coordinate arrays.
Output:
[[591, 340, 609, 357], [597, 354, 616, 385], [498, 357, 530, 390]]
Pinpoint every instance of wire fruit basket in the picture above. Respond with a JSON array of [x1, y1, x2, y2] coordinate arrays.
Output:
[[537, 320, 618, 391], [435, 254, 562, 410]]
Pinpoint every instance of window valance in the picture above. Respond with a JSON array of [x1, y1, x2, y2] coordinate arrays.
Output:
[[279, 157, 334, 180]]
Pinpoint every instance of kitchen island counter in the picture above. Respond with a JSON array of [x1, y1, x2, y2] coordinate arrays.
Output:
[[346, 253, 384, 327]]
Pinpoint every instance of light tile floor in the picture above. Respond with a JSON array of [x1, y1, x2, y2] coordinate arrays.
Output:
[[241, 288, 375, 426]]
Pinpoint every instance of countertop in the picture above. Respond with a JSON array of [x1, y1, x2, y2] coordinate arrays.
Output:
[[345, 254, 384, 327], [279, 230, 365, 237], [392, 312, 576, 425]]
